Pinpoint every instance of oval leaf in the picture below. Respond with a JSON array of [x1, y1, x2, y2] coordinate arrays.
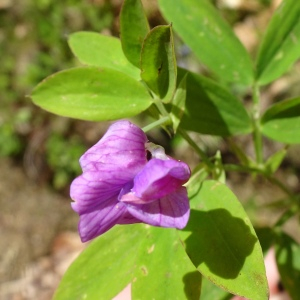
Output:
[[255, 0, 300, 85], [31, 67, 152, 121], [275, 233, 300, 299], [53, 224, 144, 300], [141, 25, 177, 102], [261, 97, 300, 144], [120, 0, 150, 68], [179, 69, 252, 136], [180, 180, 269, 299], [132, 226, 201, 300], [68, 32, 140, 80], [158, 0, 254, 85]]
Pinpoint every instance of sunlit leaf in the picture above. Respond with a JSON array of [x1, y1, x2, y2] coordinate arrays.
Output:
[[255, 0, 300, 85], [68, 32, 140, 80], [261, 97, 300, 144], [180, 180, 269, 299], [31, 67, 152, 121], [141, 25, 177, 102], [158, 0, 254, 85], [132, 226, 200, 300], [120, 0, 150, 68], [53, 224, 144, 299]]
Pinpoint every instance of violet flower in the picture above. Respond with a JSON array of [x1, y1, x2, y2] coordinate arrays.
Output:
[[70, 120, 190, 242]]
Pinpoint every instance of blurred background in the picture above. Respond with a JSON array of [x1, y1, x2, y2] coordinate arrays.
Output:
[[0, 0, 299, 299]]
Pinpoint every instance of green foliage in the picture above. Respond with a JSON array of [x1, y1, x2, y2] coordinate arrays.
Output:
[[255, 0, 300, 85], [158, 0, 254, 85], [261, 97, 300, 144], [68, 32, 140, 80], [120, 0, 150, 67], [54, 224, 199, 300], [275, 233, 300, 299], [26, 0, 300, 298], [31, 67, 152, 121], [141, 25, 177, 103], [180, 181, 268, 299], [178, 70, 252, 136], [0, 123, 23, 157]]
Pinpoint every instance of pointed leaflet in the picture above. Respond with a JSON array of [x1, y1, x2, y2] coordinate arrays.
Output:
[[132, 226, 201, 300], [158, 0, 253, 85], [275, 232, 300, 299], [53, 224, 144, 300], [68, 32, 140, 80], [141, 25, 177, 102], [180, 181, 269, 299], [265, 148, 287, 175], [261, 97, 300, 144], [31, 67, 152, 121], [255, 0, 300, 85], [120, 0, 150, 68], [178, 69, 252, 136]]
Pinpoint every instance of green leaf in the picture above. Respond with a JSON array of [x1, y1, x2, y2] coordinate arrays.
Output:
[[68, 32, 140, 80], [158, 0, 253, 85], [141, 25, 177, 102], [255, 0, 300, 85], [180, 180, 269, 299], [54, 224, 201, 300], [200, 277, 231, 300], [179, 69, 252, 136], [254, 227, 275, 254], [261, 97, 300, 144], [275, 232, 300, 299], [265, 148, 287, 174], [53, 224, 144, 300], [132, 226, 201, 300], [171, 73, 187, 133], [120, 0, 150, 68], [31, 67, 152, 121]]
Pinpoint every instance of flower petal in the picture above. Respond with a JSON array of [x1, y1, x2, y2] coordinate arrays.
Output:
[[80, 121, 147, 180], [126, 187, 190, 229], [131, 158, 190, 201], [71, 171, 129, 214], [74, 198, 127, 242]]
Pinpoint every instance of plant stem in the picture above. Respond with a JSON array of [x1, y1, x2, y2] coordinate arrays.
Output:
[[142, 116, 171, 133], [252, 84, 263, 166], [178, 128, 213, 168], [153, 97, 169, 117]]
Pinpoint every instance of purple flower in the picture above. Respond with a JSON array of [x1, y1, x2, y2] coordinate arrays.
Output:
[[70, 120, 190, 242]]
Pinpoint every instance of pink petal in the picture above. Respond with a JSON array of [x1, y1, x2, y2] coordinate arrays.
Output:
[[74, 198, 127, 242], [71, 171, 129, 214], [126, 187, 190, 229], [80, 121, 147, 179], [131, 158, 190, 202]]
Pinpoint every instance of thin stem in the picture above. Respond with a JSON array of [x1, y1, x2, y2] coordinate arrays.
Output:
[[153, 98, 169, 117], [178, 128, 213, 168], [252, 84, 263, 165], [223, 163, 262, 174], [142, 116, 171, 133]]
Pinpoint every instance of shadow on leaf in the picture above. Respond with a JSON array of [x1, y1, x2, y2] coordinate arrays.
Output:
[[183, 209, 257, 279]]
